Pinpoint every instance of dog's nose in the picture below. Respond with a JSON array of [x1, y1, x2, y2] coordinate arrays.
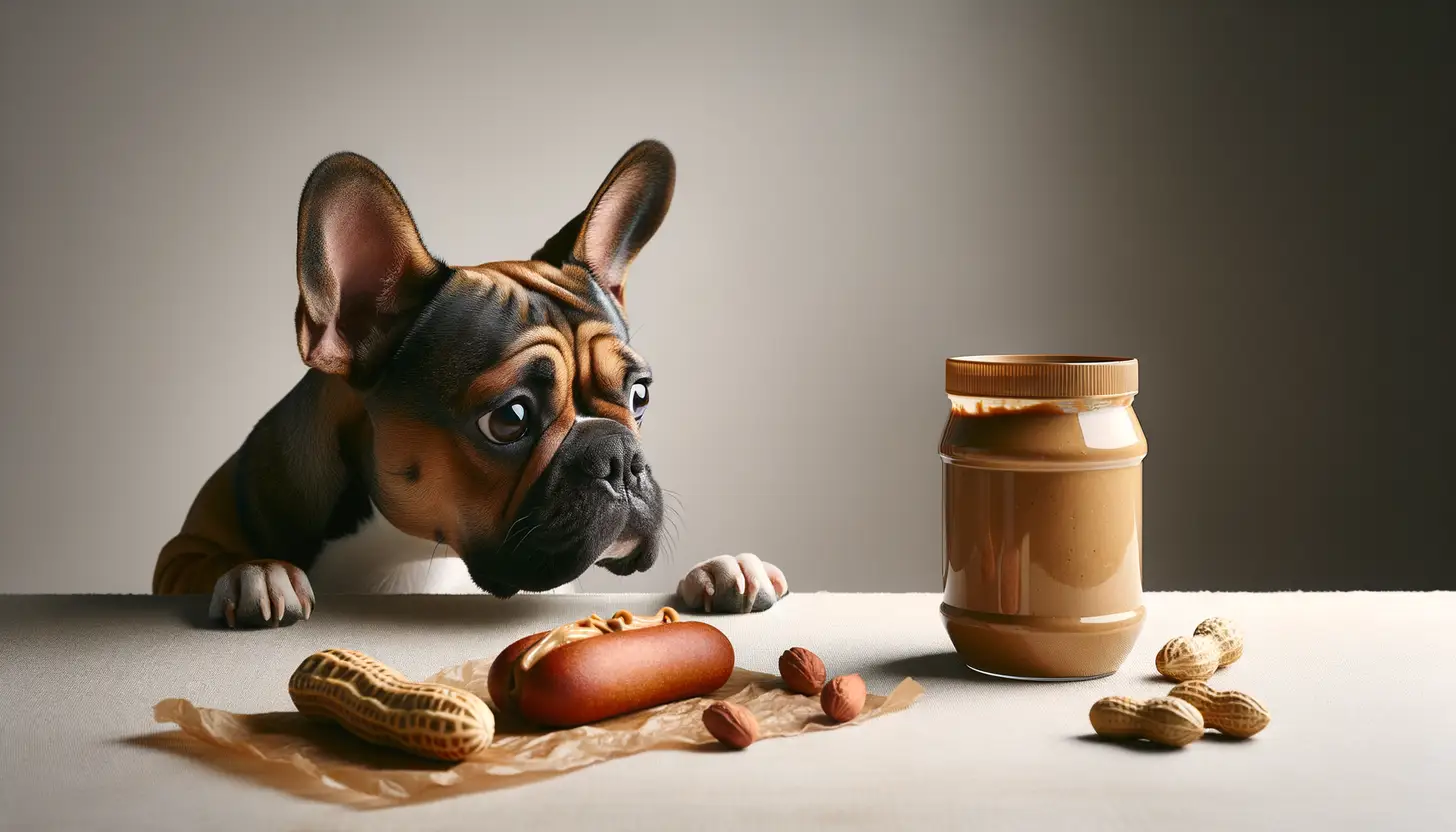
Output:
[[572, 420, 643, 492], [590, 443, 645, 490]]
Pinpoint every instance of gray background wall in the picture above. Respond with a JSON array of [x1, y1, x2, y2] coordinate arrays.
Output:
[[1, 0, 1451, 595]]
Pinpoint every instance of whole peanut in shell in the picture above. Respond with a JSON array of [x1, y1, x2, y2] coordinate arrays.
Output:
[[288, 648, 495, 761], [1089, 695, 1205, 748], [1167, 680, 1271, 738], [1156, 617, 1244, 682]]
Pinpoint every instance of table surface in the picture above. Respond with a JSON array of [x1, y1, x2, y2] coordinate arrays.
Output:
[[2, 591, 1453, 831]]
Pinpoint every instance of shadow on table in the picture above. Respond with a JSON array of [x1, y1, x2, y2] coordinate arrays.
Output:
[[170, 596, 218, 629], [117, 727, 430, 809], [119, 713, 567, 810], [1070, 733, 1218, 753], [1072, 730, 1253, 751], [868, 652, 1027, 685], [167, 592, 685, 630]]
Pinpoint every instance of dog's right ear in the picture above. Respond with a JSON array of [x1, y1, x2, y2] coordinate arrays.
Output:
[[532, 140, 675, 307], [294, 152, 448, 387]]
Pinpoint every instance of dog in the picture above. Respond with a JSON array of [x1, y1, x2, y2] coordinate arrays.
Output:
[[151, 140, 787, 627]]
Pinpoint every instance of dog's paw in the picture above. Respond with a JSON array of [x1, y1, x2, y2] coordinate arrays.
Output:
[[676, 553, 788, 614], [208, 559, 315, 628]]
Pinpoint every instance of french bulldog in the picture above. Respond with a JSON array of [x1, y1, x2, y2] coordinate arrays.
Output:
[[151, 140, 788, 627]]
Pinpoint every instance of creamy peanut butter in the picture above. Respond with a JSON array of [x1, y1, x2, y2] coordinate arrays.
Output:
[[517, 607, 680, 672], [939, 355, 1147, 680]]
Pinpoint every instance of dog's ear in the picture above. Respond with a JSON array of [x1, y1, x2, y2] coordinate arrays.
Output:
[[530, 208, 586, 271], [533, 140, 675, 305], [294, 152, 447, 386]]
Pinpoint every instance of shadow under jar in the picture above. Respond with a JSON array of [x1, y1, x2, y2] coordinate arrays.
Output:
[[940, 355, 1147, 681]]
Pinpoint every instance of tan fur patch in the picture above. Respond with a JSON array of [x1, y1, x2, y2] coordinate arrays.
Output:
[[370, 261, 651, 553]]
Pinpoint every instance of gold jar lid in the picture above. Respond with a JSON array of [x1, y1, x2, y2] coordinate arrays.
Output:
[[945, 354, 1138, 399]]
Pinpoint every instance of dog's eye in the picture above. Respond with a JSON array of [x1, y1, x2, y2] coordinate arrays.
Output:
[[630, 382, 650, 421], [478, 399, 531, 444]]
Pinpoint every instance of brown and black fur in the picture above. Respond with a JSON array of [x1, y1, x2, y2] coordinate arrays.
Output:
[[153, 140, 674, 602]]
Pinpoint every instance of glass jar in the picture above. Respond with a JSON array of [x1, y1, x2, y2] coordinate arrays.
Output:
[[939, 355, 1147, 680]]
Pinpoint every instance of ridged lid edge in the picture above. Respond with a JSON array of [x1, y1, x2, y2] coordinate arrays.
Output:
[[946, 354, 1138, 398]]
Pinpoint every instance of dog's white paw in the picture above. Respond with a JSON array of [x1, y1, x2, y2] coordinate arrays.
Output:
[[208, 559, 315, 628], [676, 553, 788, 614]]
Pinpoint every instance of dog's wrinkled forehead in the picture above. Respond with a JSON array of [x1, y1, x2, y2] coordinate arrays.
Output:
[[373, 261, 641, 423]]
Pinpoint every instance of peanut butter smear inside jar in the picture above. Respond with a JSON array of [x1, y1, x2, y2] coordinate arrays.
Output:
[[940, 355, 1147, 680]]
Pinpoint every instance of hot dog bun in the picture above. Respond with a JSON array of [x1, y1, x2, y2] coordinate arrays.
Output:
[[487, 609, 734, 727]]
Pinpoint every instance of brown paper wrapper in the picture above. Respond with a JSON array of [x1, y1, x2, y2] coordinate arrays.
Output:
[[148, 656, 924, 810]]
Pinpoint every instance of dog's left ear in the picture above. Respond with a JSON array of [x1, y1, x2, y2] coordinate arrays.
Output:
[[532, 140, 675, 305], [294, 152, 448, 387]]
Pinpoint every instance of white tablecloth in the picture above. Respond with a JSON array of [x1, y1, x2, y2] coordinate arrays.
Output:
[[2, 591, 1453, 831]]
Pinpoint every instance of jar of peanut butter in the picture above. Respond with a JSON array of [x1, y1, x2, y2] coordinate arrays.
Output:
[[940, 355, 1146, 680]]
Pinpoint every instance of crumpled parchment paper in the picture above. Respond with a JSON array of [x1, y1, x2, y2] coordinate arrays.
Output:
[[148, 655, 924, 810]]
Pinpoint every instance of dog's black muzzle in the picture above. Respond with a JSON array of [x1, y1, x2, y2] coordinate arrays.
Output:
[[465, 418, 664, 597]]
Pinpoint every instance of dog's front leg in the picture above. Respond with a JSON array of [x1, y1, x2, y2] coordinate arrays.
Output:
[[676, 554, 789, 614], [207, 558, 314, 628], [155, 534, 315, 629], [153, 443, 322, 628]]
